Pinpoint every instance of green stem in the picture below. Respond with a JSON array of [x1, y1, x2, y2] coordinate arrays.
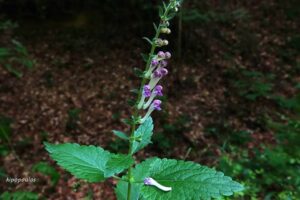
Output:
[[126, 3, 174, 200]]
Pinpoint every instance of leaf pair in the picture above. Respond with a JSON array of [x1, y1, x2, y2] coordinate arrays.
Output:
[[114, 117, 154, 155], [44, 142, 134, 182], [116, 158, 244, 200]]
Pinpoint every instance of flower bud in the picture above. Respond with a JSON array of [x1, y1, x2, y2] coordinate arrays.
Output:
[[163, 40, 169, 46], [157, 51, 165, 58], [153, 69, 163, 78], [155, 38, 164, 47], [164, 21, 170, 27], [165, 52, 171, 59], [161, 28, 171, 34], [160, 68, 168, 76], [160, 60, 168, 68], [151, 59, 159, 67], [152, 99, 162, 111]]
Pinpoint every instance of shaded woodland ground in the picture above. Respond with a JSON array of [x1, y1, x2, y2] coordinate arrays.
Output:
[[0, 0, 300, 199]]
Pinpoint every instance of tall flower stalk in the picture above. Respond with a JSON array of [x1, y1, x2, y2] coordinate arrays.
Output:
[[126, 1, 181, 199]]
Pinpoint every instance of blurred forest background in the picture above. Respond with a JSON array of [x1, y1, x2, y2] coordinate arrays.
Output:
[[0, 0, 299, 199]]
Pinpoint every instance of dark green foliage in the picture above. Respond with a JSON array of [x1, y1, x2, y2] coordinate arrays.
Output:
[[32, 162, 60, 186], [218, 117, 300, 199], [0, 191, 39, 200], [0, 115, 12, 141], [0, 40, 34, 78], [0, 167, 7, 178], [0, 20, 18, 30], [233, 70, 274, 100], [273, 94, 300, 112]]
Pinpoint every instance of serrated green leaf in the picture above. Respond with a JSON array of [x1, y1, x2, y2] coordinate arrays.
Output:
[[113, 130, 129, 140], [116, 158, 244, 200], [45, 142, 132, 182], [32, 162, 60, 186], [105, 154, 134, 177], [45, 142, 111, 182], [131, 117, 153, 154]]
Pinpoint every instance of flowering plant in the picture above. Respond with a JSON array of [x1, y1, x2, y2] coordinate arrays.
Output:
[[45, 0, 244, 199]]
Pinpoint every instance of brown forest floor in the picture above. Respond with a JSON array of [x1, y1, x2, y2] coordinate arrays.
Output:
[[0, 0, 299, 199]]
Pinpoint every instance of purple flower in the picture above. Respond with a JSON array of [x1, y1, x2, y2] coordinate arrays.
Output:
[[153, 69, 163, 78], [165, 52, 171, 59], [157, 51, 165, 58], [154, 85, 163, 96], [144, 177, 153, 185], [151, 59, 159, 67], [152, 99, 162, 111], [160, 60, 168, 67], [144, 177, 172, 192], [160, 68, 168, 76], [143, 85, 151, 97]]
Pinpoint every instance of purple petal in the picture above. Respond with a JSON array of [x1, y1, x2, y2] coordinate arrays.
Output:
[[157, 51, 165, 58], [165, 52, 171, 59], [153, 69, 163, 78], [154, 85, 163, 96], [160, 68, 168, 76], [160, 60, 168, 68], [152, 99, 162, 111], [151, 59, 159, 67], [143, 85, 151, 97]]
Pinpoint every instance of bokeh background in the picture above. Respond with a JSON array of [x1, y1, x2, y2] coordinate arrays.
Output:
[[0, 0, 299, 199]]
